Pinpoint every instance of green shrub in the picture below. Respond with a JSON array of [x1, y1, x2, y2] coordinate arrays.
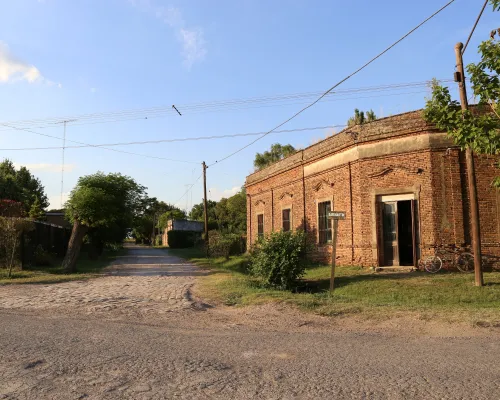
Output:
[[154, 235, 162, 246], [249, 230, 308, 290], [208, 231, 244, 259], [167, 230, 199, 248]]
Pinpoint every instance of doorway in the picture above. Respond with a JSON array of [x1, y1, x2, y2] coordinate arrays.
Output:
[[380, 198, 417, 267]]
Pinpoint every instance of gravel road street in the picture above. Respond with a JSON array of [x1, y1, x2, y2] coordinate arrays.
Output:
[[1, 245, 499, 399]]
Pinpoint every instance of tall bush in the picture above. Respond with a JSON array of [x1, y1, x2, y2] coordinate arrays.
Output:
[[208, 230, 243, 259], [249, 230, 308, 290]]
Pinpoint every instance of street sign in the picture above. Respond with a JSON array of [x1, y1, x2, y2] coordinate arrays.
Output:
[[328, 211, 346, 220]]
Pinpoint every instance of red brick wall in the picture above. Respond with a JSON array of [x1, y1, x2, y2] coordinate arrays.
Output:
[[246, 118, 500, 268]]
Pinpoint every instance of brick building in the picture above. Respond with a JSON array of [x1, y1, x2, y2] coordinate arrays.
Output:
[[245, 110, 500, 268]]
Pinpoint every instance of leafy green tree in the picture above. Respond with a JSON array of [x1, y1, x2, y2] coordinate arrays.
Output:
[[63, 172, 146, 272], [215, 188, 246, 234], [424, 2, 500, 186], [254, 144, 296, 171], [0, 159, 49, 213], [28, 197, 46, 221], [157, 208, 187, 231], [189, 200, 218, 230], [347, 109, 377, 126]]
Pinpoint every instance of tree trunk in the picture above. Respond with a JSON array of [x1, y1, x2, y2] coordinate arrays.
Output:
[[7, 236, 18, 278], [62, 220, 88, 273]]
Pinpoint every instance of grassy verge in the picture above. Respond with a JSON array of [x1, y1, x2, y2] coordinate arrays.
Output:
[[168, 247, 500, 324], [0, 248, 125, 285]]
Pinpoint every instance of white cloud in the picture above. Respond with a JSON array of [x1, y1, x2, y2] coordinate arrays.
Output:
[[129, 2, 207, 68], [178, 28, 207, 68], [0, 42, 42, 83], [208, 186, 240, 202], [14, 163, 76, 173], [0, 41, 61, 86]]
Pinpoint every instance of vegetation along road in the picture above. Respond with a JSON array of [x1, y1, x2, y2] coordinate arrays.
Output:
[[1, 245, 500, 399]]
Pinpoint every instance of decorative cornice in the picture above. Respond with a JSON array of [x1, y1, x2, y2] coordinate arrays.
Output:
[[314, 179, 334, 192], [254, 199, 266, 206], [368, 165, 424, 178], [279, 192, 294, 201]]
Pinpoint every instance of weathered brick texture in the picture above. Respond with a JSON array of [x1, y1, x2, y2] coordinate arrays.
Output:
[[246, 110, 500, 268]]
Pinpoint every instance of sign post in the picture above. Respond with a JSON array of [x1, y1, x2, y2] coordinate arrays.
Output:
[[328, 211, 346, 292]]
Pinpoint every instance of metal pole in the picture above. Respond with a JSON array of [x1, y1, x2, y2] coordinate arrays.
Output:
[[454, 42, 484, 287], [60, 121, 66, 209], [202, 162, 209, 254], [330, 218, 339, 292]]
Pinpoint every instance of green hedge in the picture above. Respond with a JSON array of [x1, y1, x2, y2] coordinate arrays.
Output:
[[167, 230, 200, 248], [208, 230, 244, 259]]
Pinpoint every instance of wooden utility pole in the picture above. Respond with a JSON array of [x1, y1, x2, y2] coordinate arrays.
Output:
[[202, 162, 209, 253], [454, 42, 484, 287]]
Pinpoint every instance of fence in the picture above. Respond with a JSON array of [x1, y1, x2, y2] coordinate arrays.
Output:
[[21, 221, 71, 267], [0, 220, 70, 269]]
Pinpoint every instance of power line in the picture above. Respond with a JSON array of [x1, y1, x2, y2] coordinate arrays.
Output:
[[208, 0, 456, 167], [0, 123, 199, 164], [0, 80, 452, 132], [173, 174, 202, 207], [462, 0, 489, 54], [0, 125, 346, 151]]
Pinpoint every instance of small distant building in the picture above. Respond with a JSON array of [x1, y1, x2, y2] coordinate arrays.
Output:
[[162, 219, 204, 247], [45, 211, 72, 229]]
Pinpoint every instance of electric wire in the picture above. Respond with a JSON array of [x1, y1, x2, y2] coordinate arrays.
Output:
[[173, 174, 203, 206], [0, 125, 346, 151], [462, 0, 489, 54], [207, 0, 457, 167], [0, 123, 199, 164], [0, 80, 451, 132]]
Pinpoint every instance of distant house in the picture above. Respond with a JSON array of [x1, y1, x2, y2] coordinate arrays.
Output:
[[45, 211, 72, 229], [162, 219, 204, 247]]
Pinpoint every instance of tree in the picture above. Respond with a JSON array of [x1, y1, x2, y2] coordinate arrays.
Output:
[[254, 144, 296, 171], [63, 172, 146, 272], [28, 197, 45, 221], [423, 2, 500, 186], [347, 109, 377, 126], [215, 188, 246, 234], [0, 217, 33, 277], [0, 159, 49, 213], [189, 200, 218, 230], [131, 198, 185, 243], [157, 208, 187, 231]]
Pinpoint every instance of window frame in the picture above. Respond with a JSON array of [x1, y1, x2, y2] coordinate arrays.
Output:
[[282, 207, 292, 232], [317, 198, 333, 245], [257, 213, 264, 238]]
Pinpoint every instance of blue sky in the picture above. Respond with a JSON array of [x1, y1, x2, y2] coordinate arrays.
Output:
[[0, 0, 496, 210]]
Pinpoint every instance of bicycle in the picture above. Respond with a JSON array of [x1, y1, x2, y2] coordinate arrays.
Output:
[[419, 244, 474, 273]]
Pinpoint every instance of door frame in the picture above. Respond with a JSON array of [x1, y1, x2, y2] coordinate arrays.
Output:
[[371, 186, 421, 267]]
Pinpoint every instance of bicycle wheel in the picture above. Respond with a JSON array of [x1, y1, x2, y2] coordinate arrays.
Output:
[[456, 252, 474, 272], [424, 256, 442, 273]]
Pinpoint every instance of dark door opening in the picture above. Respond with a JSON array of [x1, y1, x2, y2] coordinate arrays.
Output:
[[397, 200, 414, 266], [381, 199, 417, 267]]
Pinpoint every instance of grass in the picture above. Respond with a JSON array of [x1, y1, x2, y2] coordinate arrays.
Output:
[[0, 249, 125, 285], [168, 247, 500, 324]]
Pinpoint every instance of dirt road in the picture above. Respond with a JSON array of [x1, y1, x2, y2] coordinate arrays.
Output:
[[1, 246, 499, 399]]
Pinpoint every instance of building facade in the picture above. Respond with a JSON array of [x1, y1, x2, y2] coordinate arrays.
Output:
[[245, 110, 500, 268], [162, 219, 204, 247]]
